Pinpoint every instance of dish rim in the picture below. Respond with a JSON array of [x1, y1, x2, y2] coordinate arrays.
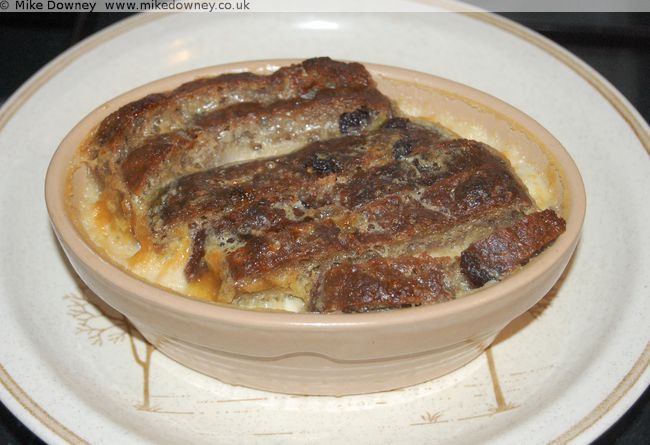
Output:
[[44, 58, 587, 328]]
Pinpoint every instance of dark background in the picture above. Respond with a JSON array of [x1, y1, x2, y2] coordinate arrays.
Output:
[[0, 12, 648, 444]]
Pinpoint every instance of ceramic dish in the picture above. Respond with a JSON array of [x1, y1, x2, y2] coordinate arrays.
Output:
[[45, 59, 584, 396], [1, 7, 649, 445]]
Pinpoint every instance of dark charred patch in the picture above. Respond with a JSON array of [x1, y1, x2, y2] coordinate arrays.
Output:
[[459, 252, 496, 288], [460, 209, 566, 287]]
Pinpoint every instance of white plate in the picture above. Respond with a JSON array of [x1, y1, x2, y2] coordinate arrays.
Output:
[[1, 6, 648, 445]]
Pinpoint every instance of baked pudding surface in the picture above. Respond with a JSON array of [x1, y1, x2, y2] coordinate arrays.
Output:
[[69, 58, 566, 312]]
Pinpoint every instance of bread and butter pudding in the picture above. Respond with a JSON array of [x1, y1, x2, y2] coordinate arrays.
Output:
[[69, 58, 566, 313]]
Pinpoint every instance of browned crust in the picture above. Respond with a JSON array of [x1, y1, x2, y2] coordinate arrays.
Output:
[[181, 227, 205, 282], [121, 131, 195, 194], [223, 137, 533, 286], [150, 131, 506, 233], [93, 93, 167, 149], [309, 255, 459, 313], [86, 58, 566, 313], [120, 86, 392, 198], [309, 209, 566, 313], [149, 120, 450, 234], [173, 57, 372, 97], [88, 59, 391, 261], [460, 209, 567, 287], [93, 57, 373, 152]]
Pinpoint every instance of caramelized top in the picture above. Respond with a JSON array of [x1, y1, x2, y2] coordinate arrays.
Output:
[[83, 58, 566, 312]]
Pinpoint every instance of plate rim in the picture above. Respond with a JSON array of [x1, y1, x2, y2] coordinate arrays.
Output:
[[0, 8, 648, 445]]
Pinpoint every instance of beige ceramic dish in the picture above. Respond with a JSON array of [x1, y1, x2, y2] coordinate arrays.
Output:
[[45, 60, 586, 396]]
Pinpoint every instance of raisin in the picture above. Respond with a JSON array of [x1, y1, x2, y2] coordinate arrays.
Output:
[[339, 107, 372, 135], [392, 138, 413, 160], [306, 154, 341, 174]]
